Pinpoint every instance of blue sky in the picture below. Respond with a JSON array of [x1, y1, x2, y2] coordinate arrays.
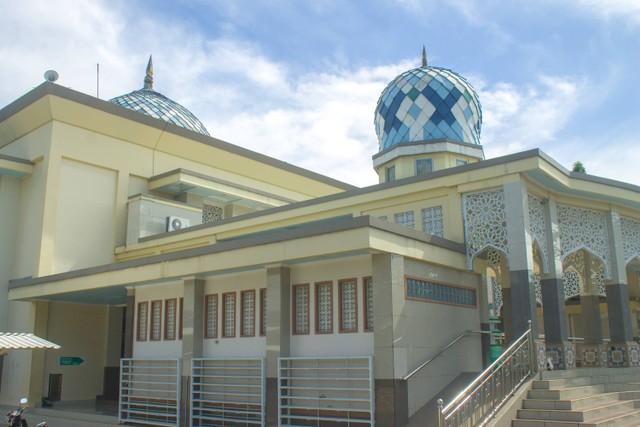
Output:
[[1, 0, 639, 187]]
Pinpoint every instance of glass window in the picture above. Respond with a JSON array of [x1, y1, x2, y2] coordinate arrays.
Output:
[[315, 282, 333, 334], [222, 292, 236, 338], [241, 290, 256, 337], [394, 211, 415, 228], [416, 158, 433, 175], [339, 279, 358, 333], [137, 302, 148, 341], [456, 159, 468, 166], [164, 299, 177, 340], [150, 300, 162, 341], [385, 165, 395, 182], [205, 294, 218, 338], [422, 206, 444, 237], [364, 277, 374, 332], [293, 284, 310, 335]]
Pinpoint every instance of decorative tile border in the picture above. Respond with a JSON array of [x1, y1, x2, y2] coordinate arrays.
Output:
[[535, 340, 547, 372], [546, 342, 576, 370], [608, 342, 640, 367], [577, 344, 608, 367]]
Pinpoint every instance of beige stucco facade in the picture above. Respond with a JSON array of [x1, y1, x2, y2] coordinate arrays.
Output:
[[1, 81, 640, 426]]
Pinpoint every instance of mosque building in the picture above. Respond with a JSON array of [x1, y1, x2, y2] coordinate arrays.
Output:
[[0, 51, 639, 426]]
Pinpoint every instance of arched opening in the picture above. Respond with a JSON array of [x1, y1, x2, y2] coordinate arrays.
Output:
[[562, 249, 608, 341]]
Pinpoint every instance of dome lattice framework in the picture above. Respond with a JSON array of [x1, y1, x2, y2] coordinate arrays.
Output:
[[109, 56, 210, 136], [374, 48, 482, 152]]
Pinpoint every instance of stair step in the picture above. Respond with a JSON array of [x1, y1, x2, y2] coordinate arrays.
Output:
[[528, 385, 604, 400], [533, 377, 594, 389], [517, 401, 636, 422], [603, 382, 640, 393], [513, 408, 640, 427], [523, 393, 621, 410]]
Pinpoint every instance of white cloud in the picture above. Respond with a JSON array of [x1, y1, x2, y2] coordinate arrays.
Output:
[[476, 74, 589, 160], [202, 63, 412, 187], [2, 0, 637, 189], [572, 0, 640, 25]]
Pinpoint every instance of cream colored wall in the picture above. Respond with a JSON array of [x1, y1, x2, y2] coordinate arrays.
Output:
[[1, 125, 52, 279], [0, 301, 37, 405], [376, 152, 480, 182], [43, 302, 109, 401], [290, 256, 374, 357], [401, 259, 483, 417], [0, 175, 20, 330], [52, 159, 117, 273]]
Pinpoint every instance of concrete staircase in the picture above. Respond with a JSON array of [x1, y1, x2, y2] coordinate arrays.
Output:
[[513, 367, 640, 427]]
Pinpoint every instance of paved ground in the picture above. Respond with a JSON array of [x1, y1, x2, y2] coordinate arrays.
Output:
[[1, 403, 119, 427]]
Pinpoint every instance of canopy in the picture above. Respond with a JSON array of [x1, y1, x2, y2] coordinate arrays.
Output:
[[0, 333, 61, 352]]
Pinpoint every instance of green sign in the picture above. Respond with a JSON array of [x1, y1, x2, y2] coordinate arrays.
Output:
[[59, 356, 84, 366]]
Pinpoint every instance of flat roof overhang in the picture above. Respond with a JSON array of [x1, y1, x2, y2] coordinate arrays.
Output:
[[0, 154, 34, 177], [149, 168, 295, 210], [8, 216, 466, 305]]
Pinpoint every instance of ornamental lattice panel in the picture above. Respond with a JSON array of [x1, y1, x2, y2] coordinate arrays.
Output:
[[491, 277, 502, 315], [532, 273, 542, 306], [202, 204, 223, 223], [563, 269, 581, 300], [557, 205, 611, 278], [463, 189, 508, 269], [528, 194, 549, 273], [621, 216, 640, 265]]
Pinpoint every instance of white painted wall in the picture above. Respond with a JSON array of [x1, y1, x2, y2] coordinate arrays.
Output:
[[403, 259, 483, 416], [201, 271, 267, 358], [133, 283, 184, 359], [290, 257, 374, 357]]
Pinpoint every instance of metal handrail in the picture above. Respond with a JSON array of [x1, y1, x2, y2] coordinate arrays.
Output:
[[403, 329, 490, 381], [437, 321, 534, 427]]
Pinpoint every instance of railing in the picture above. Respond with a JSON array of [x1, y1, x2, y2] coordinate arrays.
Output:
[[119, 358, 181, 427], [278, 356, 375, 427], [437, 321, 534, 427], [404, 329, 489, 381], [191, 358, 266, 426]]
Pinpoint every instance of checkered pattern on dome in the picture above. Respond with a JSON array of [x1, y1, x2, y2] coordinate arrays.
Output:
[[374, 66, 481, 152], [110, 89, 210, 136]]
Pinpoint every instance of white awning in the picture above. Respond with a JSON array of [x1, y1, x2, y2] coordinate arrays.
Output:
[[0, 333, 61, 351]]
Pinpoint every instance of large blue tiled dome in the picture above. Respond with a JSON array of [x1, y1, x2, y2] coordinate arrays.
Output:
[[374, 55, 482, 152], [109, 56, 210, 136]]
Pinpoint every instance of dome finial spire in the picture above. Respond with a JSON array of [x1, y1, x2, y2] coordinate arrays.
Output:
[[421, 46, 427, 68], [143, 55, 154, 90]]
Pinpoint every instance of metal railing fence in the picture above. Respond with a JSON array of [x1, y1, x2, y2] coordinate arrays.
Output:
[[437, 321, 533, 427]]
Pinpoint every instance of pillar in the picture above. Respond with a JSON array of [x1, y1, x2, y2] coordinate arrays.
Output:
[[478, 272, 491, 369], [372, 253, 408, 427], [180, 278, 204, 427], [503, 182, 536, 336], [503, 182, 545, 371], [542, 199, 575, 369], [123, 288, 135, 358], [577, 251, 608, 367], [606, 211, 640, 367], [28, 301, 49, 405], [265, 266, 291, 427]]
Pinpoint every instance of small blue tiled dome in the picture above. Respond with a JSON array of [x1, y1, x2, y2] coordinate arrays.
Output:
[[109, 56, 210, 136], [374, 54, 482, 152]]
